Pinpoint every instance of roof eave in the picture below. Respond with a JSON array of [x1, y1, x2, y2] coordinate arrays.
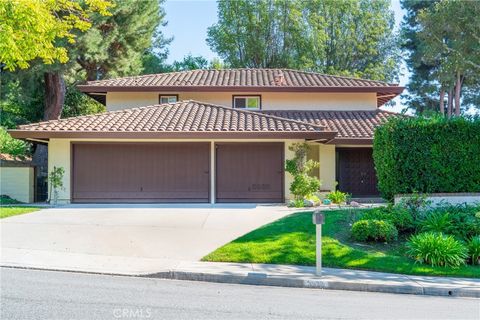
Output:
[[77, 85, 405, 94], [9, 130, 338, 141], [327, 138, 374, 145]]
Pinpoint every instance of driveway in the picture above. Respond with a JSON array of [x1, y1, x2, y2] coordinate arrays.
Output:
[[0, 204, 294, 275]]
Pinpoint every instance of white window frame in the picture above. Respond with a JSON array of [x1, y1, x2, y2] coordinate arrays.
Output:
[[232, 95, 261, 110], [159, 95, 178, 104]]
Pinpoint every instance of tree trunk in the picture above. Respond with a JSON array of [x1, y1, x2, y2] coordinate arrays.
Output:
[[439, 89, 445, 116], [32, 71, 67, 202], [86, 69, 97, 82], [454, 72, 462, 116], [43, 72, 66, 120], [447, 88, 453, 118]]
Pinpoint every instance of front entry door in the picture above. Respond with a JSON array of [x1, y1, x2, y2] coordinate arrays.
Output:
[[337, 148, 379, 196]]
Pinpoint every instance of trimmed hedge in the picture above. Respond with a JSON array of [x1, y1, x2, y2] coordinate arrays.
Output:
[[373, 116, 480, 200]]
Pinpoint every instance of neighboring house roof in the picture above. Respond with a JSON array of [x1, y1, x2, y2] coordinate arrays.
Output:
[[0, 153, 33, 167], [77, 69, 403, 106], [9, 100, 336, 140], [262, 109, 400, 144]]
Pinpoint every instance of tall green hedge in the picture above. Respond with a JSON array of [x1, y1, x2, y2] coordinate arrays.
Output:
[[373, 116, 480, 200]]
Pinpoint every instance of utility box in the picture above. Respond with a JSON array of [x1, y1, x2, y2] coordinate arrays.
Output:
[[312, 211, 325, 225]]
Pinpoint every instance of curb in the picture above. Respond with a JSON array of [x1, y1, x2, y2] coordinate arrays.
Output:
[[144, 270, 480, 298], [2, 264, 478, 298]]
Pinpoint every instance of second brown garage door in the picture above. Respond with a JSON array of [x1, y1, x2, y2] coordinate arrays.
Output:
[[72, 143, 210, 203], [215, 143, 284, 203]]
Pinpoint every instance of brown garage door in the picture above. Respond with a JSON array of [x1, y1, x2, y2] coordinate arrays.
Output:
[[215, 143, 284, 203], [337, 148, 379, 197], [72, 143, 210, 203]]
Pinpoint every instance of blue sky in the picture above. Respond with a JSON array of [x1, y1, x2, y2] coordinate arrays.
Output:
[[163, 0, 408, 112]]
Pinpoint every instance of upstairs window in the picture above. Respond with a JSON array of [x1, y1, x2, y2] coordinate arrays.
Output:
[[159, 95, 178, 104], [233, 95, 261, 110]]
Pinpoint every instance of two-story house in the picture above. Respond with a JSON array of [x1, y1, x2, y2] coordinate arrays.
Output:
[[10, 69, 403, 204]]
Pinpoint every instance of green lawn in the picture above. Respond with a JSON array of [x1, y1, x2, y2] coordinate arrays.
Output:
[[203, 210, 480, 278], [0, 206, 41, 219]]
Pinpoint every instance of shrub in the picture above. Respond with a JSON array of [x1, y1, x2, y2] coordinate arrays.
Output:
[[448, 207, 480, 240], [373, 116, 480, 200], [288, 199, 305, 208], [418, 212, 453, 234], [285, 143, 321, 200], [351, 219, 398, 242], [407, 232, 468, 267], [0, 195, 21, 205], [327, 190, 348, 204], [397, 192, 430, 222], [0, 127, 29, 158], [421, 204, 480, 240], [289, 173, 321, 201], [467, 236, 480, 265], [305, 194, 320, 205], [359, 205, 414, 232]]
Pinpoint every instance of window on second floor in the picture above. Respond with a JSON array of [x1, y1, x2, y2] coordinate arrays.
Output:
[[233, 95, 261, 110], [159, 95, 178, 104]]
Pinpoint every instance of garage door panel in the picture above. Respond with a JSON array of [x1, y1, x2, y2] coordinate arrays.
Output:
[[216, 143, 283, 203], [73, 143, 210, 202]]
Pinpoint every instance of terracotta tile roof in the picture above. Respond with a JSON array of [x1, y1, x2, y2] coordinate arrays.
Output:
[[261, 109, 401, 140], [78, 69, 403, 106], [0, 153, 33, 167], [81, 69, 395, 88], [11, 101, 336, 140]]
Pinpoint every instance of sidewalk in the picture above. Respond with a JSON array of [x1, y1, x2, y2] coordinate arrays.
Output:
[[145, 261, 480, 298], [0, 248, 480, 298], [3, 252, 478, 298]]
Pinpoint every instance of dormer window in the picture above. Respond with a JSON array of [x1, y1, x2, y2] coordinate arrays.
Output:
[[159, 95, 178, 104], [233, 95, 261, 110]]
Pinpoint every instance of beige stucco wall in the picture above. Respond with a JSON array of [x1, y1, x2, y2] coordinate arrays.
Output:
[[106, 91, 378, 112], [48, 139, 71, 204], [0, 167, 35, 203], [48, 138, 305, 203], [319, 144, 337, 192]]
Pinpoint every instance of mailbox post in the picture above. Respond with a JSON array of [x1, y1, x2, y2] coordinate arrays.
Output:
[[312, 210, 325, 276]]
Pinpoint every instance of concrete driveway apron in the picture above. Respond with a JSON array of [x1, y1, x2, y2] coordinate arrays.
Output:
[[0, 204, 293, 274]]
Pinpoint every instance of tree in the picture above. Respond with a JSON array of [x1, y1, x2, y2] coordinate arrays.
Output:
[[171, 54, 209, 71], [1, 0, 170, 187], [401, 0, 480, 115], [0, 127, 29, 158], [207, 0, 307, 69], [74, 0, 171, 81], [143, 54, 225, 74], [207, 0, 399, 82], [303, 0, 399, 81], [0, 0, 112, 71], [417, 0, 480, 116], [44, 0, 170, 121], [1, 0, 169, 127], [48, 166, 65, 205]]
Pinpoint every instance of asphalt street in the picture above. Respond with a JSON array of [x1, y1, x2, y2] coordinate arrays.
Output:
[[1, 267, 479, 320]]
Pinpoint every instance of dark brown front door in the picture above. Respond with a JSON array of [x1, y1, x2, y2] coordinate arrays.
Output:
[[337, 148, 379, 197], [72, 143, 210, 203], [215, 143, 284, 203]]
